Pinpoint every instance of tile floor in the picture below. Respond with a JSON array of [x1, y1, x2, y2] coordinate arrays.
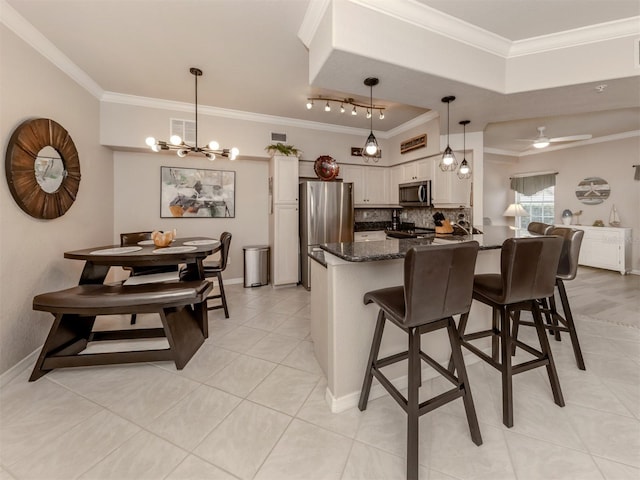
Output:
[[0, 267, 638, 479]]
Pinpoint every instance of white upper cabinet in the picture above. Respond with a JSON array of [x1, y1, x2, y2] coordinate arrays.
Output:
[[389, 166, 402, 204], [341, 164, 388, 206], [431, 157, 471, 207], [272, 155, 299, 204], [401, 163, 418, 183]]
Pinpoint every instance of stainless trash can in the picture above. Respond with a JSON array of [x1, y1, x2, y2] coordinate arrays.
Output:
[[243, 245, 270, 288]]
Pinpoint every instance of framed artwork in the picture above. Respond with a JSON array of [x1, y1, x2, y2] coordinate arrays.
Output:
[[161, 166, 235, 218], [575, 176, 610, 205], [400, 134, 427, 154]]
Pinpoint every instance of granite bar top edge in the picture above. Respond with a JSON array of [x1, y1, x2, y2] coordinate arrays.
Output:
[[320, 226, 526, 263]]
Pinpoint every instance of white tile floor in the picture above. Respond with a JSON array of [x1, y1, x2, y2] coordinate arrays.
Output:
[[0, 267, 638, 479]]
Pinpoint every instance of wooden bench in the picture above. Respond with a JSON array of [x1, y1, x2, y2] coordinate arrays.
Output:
[[30, 280, 212, 381]]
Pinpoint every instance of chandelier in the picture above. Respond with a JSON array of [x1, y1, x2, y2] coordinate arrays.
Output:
[[145, 67, 239, 161], [306, 94, 385, 120]]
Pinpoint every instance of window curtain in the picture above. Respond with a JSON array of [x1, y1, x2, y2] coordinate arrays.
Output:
[[510, 173, 557, 196]]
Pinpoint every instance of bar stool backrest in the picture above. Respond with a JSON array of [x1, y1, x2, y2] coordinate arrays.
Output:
[[549, 227, 584, 281], [527, 222, 553, 235], [499, 237, 563, 304], [403, 242, 479, 328]]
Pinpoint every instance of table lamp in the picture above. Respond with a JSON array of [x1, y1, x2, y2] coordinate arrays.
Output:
[[503, 203, 529, 227]]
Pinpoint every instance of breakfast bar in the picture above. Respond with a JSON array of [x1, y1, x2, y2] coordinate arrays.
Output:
[[309, 226, 533, 412]]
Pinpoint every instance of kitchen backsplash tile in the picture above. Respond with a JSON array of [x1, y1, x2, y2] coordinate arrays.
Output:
[[355, 207, 472, 229]]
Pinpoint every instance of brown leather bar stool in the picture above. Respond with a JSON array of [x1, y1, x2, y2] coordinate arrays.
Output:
[[527, 222, 553, 235], [512, 227, 586, 369], [359, 242, 482, 480], [451, 236, 564, 428]]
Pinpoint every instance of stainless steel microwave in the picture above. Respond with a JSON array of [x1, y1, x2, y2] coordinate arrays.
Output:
[[399, 180, 432, 207]]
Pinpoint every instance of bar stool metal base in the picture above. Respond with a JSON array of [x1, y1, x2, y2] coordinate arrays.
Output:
[[451, 298, 565, 428], [360, 310, 482, 480]]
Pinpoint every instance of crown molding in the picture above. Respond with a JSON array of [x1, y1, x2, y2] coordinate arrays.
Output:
[[101, 91, 379, 137], [0, 0, 103, 98], [483, 147, 520, 157], [298, 0, 331, 48], [510, 17, 640, 57], [351, 0, 510, 57], [344, 0, 640, 59], [384, 110, 440, 138]]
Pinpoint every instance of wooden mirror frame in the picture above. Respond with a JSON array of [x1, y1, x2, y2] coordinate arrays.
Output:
[[5, 118, 81, 219]]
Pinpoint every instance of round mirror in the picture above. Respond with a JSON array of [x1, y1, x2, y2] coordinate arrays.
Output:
[[5, 118, 80, 219], [34, 146, 66, 193]]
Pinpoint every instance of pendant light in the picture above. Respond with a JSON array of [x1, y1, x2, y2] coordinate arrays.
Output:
[[145, 67, 239, 161], [457, 120, 472, 179], [362, 77, 379, 163], [439, 96, 458, 172]]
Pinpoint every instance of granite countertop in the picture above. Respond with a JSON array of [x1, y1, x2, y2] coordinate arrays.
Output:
[[319, 226, 534, 262]]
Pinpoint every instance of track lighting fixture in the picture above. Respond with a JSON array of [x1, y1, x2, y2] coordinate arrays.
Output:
[[305, 94, 385, 120]]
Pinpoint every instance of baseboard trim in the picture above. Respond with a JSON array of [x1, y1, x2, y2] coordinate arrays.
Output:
[[0, 348, 39, 387]]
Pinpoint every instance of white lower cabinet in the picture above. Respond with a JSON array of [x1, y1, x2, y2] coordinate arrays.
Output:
[[567, 225, 632, 275], [272, 204, 299, 285]]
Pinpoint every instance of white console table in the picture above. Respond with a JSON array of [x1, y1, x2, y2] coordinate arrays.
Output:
[[558, 225, 632, 275]]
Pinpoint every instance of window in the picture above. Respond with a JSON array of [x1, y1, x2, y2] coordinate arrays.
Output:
[[516, 186, 554, 229]]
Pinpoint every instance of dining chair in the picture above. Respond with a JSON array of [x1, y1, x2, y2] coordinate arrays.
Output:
[[203, 232, 232, 318], [120, 231, 178, 324]]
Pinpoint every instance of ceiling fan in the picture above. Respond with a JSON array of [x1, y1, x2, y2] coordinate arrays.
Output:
[[523, 126, 592, 149]]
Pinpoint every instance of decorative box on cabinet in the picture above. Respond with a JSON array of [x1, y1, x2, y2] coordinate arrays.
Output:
[[269, 155, 299, 286], [561, 225, 632, 275]]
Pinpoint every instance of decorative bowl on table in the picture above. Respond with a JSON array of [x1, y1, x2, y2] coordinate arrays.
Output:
[[314, 155, 340, 181], [151, 229, 176, 247]]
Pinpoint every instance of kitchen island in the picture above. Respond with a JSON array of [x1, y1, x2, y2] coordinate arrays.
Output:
[[309, 226, 534, 412]]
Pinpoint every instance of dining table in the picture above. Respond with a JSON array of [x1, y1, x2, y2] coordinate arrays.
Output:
[[65, 236, 221, 285], [29, 236, 221, 380]]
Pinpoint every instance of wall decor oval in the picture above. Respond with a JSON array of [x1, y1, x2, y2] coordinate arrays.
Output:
[[575, 177, 610, 205], [5, 118, 81, 219]]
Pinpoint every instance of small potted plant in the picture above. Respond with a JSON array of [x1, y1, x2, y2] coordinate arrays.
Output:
[[265, 143, 301, 157]]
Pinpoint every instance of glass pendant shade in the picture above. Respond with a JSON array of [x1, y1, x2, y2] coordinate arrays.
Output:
[[457, 120, 472, 179], [364, 132, 378, 156], [362, 77, 380, 163], [438, 96, 458, 172]]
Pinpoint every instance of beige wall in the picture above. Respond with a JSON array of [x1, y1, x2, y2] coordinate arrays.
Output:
[[113, 152, 268, 281], [485, 137, 640, 271], [483, 152, 518, 225], [0, 26, 114, 375]]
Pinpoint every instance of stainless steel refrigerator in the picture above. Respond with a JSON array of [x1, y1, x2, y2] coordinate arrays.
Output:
[[300, 180, 354, 290]]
